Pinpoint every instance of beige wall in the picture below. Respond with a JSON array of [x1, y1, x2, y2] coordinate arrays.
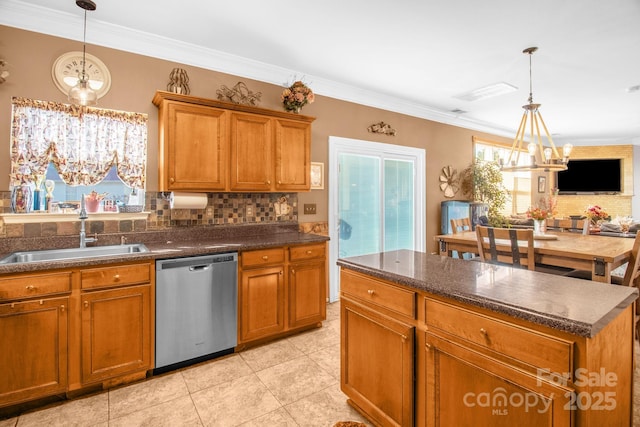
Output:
[[0, 25, 531, 252]]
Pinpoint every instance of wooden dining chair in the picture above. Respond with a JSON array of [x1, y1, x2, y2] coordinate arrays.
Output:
[[450, 217, 471, 234], [475, 226, 535, 270], [545, 218, 589, 235], [618, 231, 640, 339], [450, 217, 473, 259]]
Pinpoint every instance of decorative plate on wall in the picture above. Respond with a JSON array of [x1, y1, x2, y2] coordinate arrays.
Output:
[[51, 51, 111, 99]]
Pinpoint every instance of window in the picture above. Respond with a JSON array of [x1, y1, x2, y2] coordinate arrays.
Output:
[[473, 137, 531, 216], [9, 97, 147, 211]]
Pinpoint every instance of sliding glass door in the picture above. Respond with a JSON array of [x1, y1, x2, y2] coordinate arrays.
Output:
[[328, 137, 425, 302]]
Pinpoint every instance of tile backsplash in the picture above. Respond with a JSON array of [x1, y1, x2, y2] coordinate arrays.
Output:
[[0, 191, 298, 239]]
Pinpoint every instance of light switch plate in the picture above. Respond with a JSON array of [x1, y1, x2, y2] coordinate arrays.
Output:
[[304, 204, 317, 215]]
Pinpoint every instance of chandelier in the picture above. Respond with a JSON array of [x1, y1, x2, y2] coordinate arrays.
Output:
[[500, 47, 573, 172], [68, 0, 98, 106]]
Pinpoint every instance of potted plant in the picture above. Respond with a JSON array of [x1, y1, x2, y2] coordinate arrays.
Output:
[[460, 161, 509, 227]]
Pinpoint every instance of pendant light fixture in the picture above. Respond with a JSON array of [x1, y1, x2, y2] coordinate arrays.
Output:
[[68, 0, 98, 106], [500, 47, 573, 172]]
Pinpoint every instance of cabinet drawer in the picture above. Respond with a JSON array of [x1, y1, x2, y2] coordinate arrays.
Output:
[[0, 272, 72, 301], [425, 298, 573, 375], [241, 248, 285, 268], [289, 243, 325, 262], [341, 270, 415, 319], [81, 263, 151, 290]]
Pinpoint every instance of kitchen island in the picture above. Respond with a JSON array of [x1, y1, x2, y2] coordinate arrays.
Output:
[[337, 250, 637, 427]]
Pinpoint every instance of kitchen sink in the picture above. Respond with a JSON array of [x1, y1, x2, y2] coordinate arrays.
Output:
[[0, 243, 149, 264]]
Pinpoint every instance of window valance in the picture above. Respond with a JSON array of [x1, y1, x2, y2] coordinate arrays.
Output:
[[10, 97, 147, 188]]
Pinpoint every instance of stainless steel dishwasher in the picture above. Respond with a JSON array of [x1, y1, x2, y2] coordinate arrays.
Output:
[[155, 252, 237, 372]]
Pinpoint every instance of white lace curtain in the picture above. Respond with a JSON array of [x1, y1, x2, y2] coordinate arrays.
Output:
[[10, 97, 147, 188]]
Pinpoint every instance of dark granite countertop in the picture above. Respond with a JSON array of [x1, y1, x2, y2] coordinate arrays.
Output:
[[0, 223, 329, 275], [337, 249, 638, 338]]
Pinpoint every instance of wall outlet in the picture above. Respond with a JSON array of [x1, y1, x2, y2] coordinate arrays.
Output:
[[303, 204, 317, 215], [246, 204, 254, 216], [205, 207, 214, 218]]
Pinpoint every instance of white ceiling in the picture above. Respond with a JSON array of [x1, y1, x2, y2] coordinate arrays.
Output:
[[2, 0, 640, 145]]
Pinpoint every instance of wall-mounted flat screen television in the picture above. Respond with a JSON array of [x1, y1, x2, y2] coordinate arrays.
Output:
[[556, 158, 622, 194]]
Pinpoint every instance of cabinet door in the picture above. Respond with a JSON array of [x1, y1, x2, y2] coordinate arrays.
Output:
[[230, 113, 272, 191], [163, 101, 227, 191], [239, 266, 285, 342], [81, 285, 151, 384], [288, 260, 326, 329], [341, 298, 414, 427], [274, 119, 311, 191], [0, 297, 68, 406], [424, 332, 572, 427]]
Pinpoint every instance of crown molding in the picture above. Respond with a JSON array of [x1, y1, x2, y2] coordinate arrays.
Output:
[[0, 0, 513, 138]]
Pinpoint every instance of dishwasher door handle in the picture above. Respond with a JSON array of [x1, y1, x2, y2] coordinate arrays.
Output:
[[189, 264, 212, 272]]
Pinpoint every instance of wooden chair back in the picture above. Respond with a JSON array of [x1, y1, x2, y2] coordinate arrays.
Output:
[[620, 231, 640, 339], [476, 226, 535, 270], [450, 217, 471, 234], [545, 218, 589, 235]]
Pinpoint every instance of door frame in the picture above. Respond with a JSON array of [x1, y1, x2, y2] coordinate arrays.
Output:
[[328, 136, 426, 302]]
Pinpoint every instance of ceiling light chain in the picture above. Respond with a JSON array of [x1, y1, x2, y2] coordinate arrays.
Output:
[[500, 47, 573, 172], [68, 0, 98, 106]]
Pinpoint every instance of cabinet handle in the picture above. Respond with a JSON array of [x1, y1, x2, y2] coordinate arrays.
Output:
[[60, 305, 65, 312], [262, 256, 269, 260], [84, 301, 89, 308], [25, 285, 36, 291], [266, 180, 271, 185], [480, 328, 488, 336], [306, 250, 312, 255], [367, 289, 375, 296], [291, 269, 295, 275], [113, 274, 121, 281], [170, 177, 175, 183], [278, 180, 282, 185], [425, 342, 432, 350]]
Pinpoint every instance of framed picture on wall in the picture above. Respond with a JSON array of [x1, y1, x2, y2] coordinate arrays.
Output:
[[310, 162, 324, 190], [538, 176, 546, 193]]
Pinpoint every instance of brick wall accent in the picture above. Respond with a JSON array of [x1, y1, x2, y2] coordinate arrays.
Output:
[[554, 145, 633, 218]]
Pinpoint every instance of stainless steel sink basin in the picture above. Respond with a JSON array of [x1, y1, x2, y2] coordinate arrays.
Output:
[[0, 244, 149, 264]]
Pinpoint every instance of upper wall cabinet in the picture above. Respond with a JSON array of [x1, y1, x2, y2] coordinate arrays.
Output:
[[153, 91, 315, 192]]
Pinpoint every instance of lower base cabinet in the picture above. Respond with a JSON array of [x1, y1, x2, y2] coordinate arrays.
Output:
[[238, 243, 327, 347], [424, 332, 572, 427], [81, 285, 151, 384], [340, 267, 634, 427], [341, 298, 414, 427], [0, 261, 153, 409], [0, 297, 68, 406]]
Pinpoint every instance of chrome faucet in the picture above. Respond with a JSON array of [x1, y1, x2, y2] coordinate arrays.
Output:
[[79, 194, 97, 248]]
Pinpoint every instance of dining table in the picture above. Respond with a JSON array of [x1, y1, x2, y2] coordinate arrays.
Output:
[[435, 230, 635, 283]]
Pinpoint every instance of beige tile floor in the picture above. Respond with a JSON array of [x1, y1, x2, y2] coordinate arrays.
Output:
[[0, 301, 371, 427], [2, 302, 639, 426]]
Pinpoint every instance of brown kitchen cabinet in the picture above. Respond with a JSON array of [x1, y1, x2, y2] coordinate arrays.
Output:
[[229, 112, 273, 191], [340, 266, 634, 427], [76, 262, 152, 387], [155, 98, 228, 191], [0, 261, 154, 409], [0, 297, 69, 407], [238, 243, 327, 347], [0, 271, 71, 407], [288, 243, 326, 328], [340, 269, 416, 427], [153, 90, 314, 193]]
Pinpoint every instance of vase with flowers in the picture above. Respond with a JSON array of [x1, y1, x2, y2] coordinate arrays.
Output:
[[526, 193, 558, 235], [585, 205, 609, 232], [84, 190, 107, 213], [281, 80, 314, 113]]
